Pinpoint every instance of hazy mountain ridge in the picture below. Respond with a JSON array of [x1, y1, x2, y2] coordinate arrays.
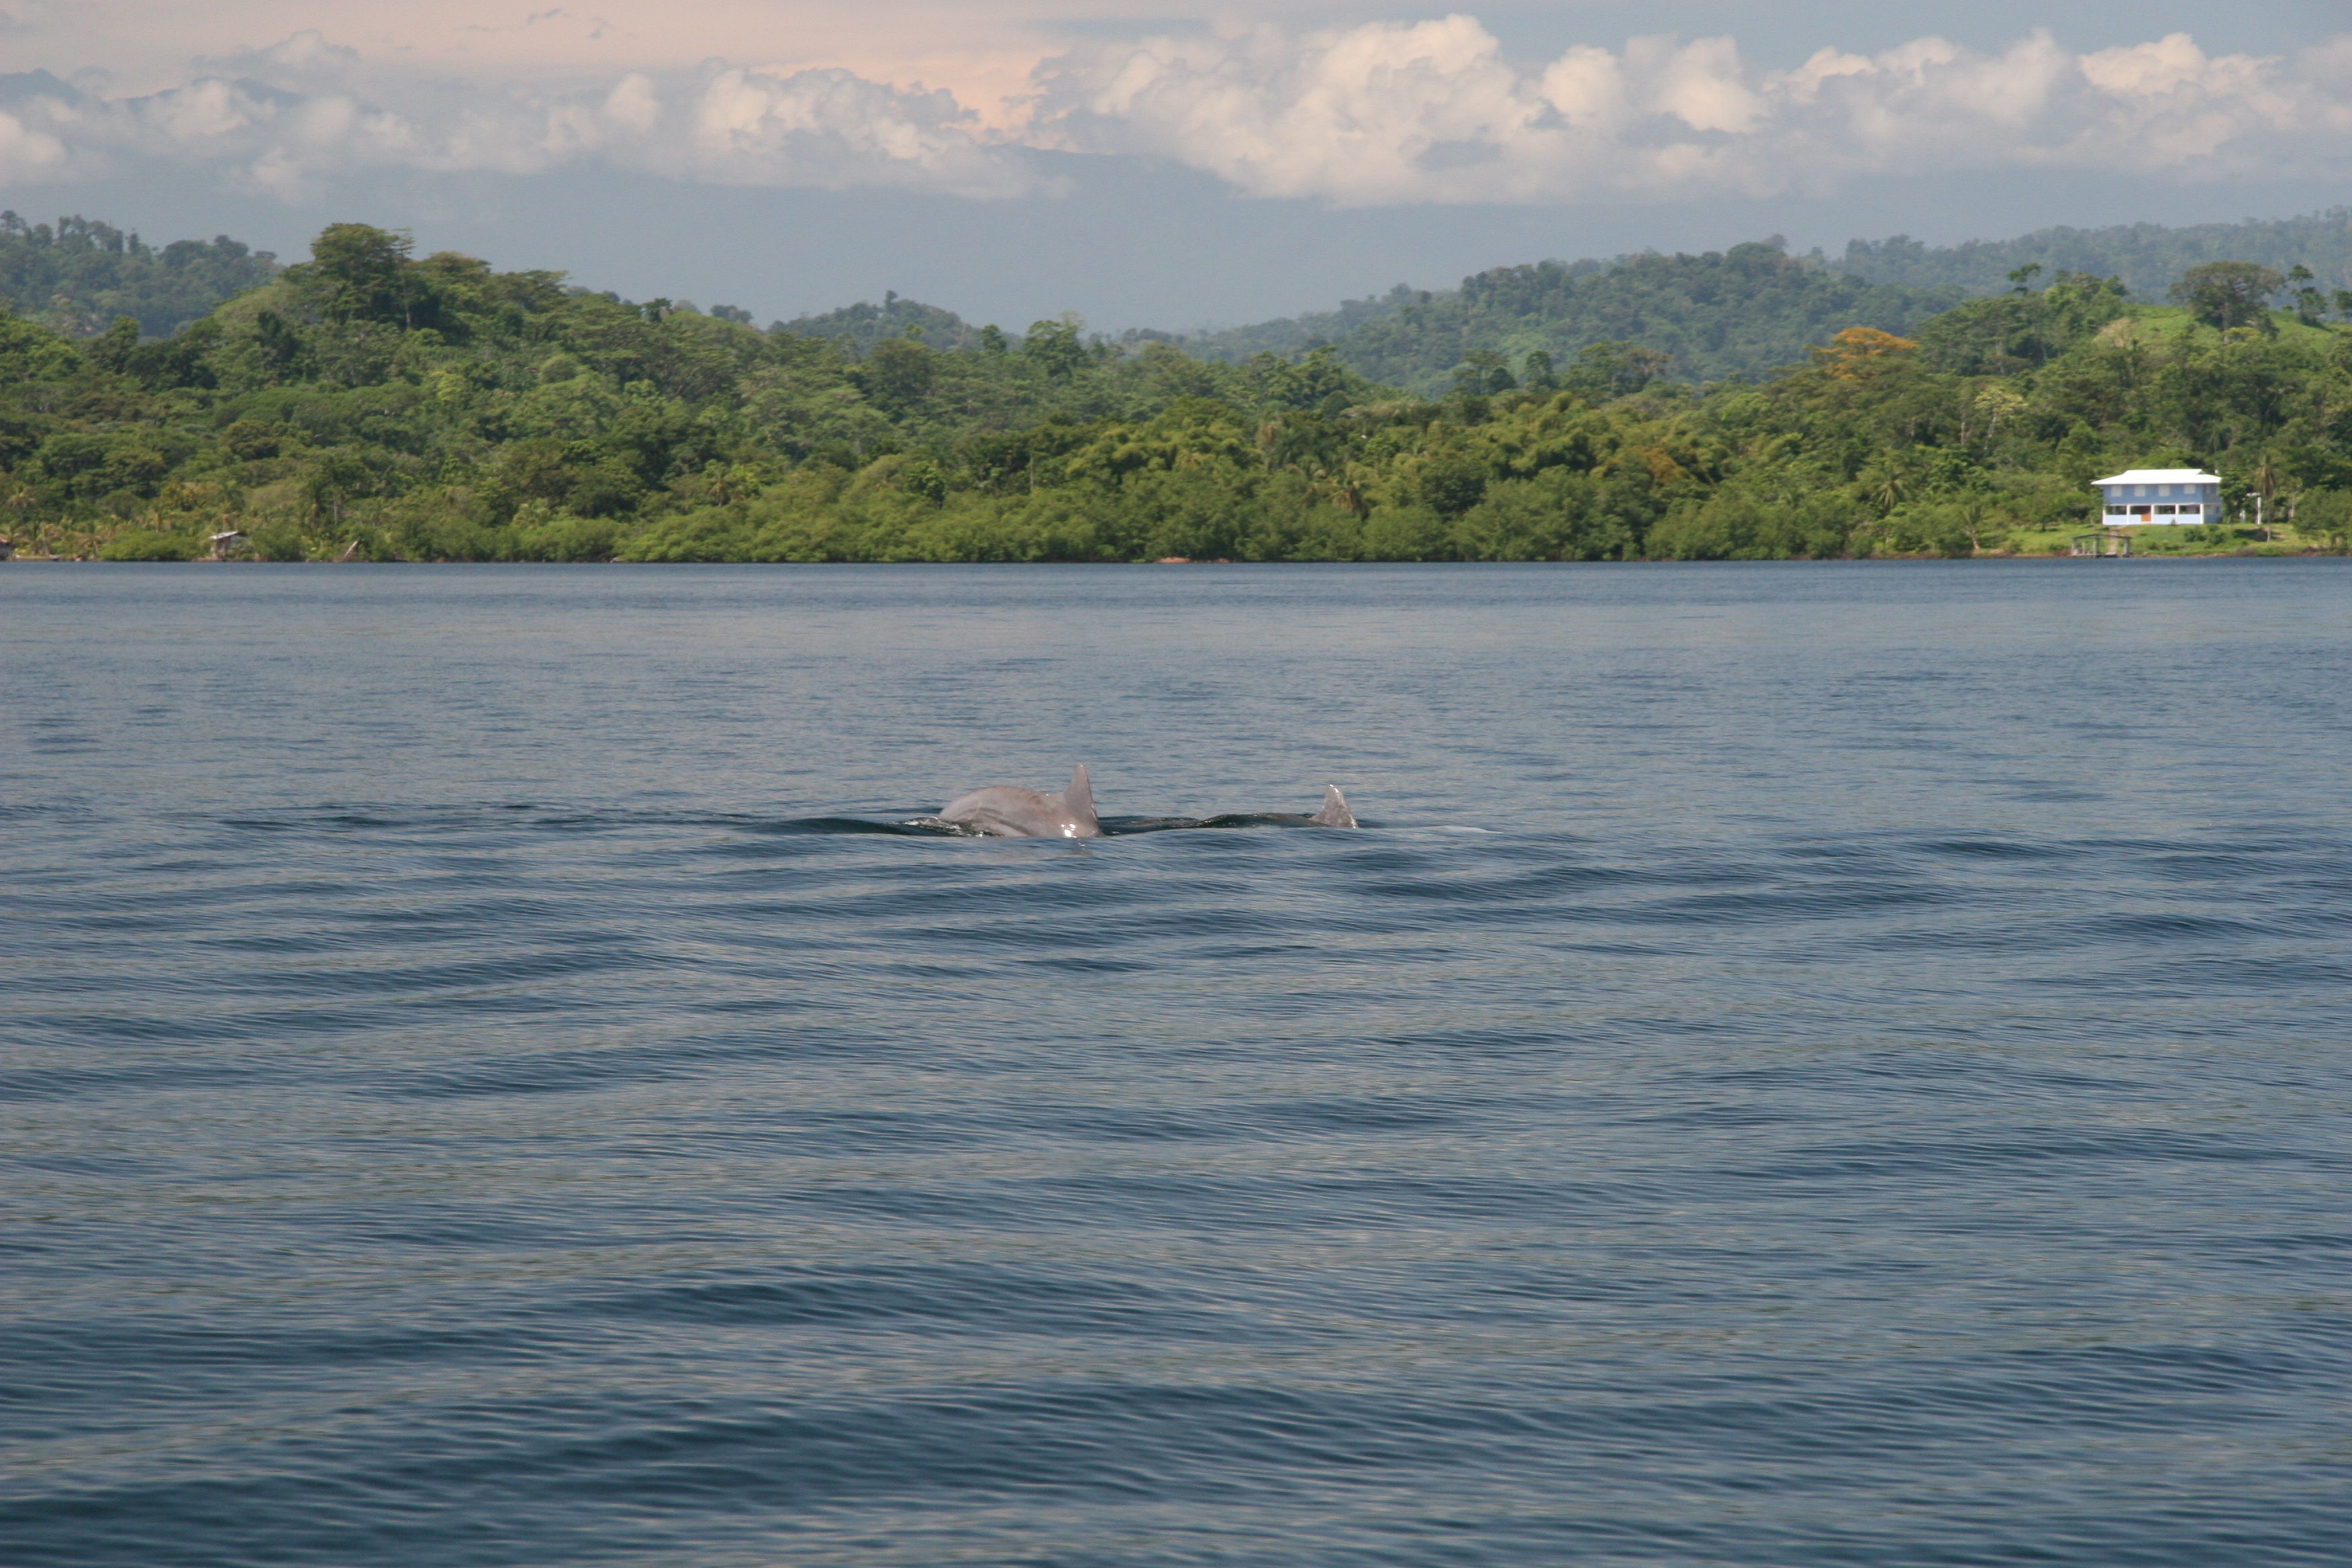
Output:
[[1842, 209, 2352, 299], [760, 211, 2352, 395], [775, 245, 1969, 390], [1177, 245, 1968, 391], [1161, 210, 2352, 393]]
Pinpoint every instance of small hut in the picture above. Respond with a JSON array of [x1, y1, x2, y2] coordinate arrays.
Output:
[[2068, 529, 2133, 558], [208, 530, 249, 560]]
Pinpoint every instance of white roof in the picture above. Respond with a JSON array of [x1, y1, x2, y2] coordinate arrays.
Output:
[[2092, 469, 2220, 486]]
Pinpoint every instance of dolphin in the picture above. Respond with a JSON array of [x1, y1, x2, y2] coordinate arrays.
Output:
[[1309, 784, 1358, 828], [940, 765, 1102, 838]]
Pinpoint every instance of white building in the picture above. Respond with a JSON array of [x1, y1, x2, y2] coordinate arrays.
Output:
[[2092, 469, 2222, 525]]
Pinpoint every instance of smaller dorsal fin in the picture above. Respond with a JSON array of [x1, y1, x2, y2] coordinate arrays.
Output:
[[1310, 783, 1357, 828]]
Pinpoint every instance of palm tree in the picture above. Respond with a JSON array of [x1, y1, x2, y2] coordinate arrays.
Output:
[[1861, 460, 1909, 515], [2250, 456, 2282, 541], [1958, 497, 1994, 554]]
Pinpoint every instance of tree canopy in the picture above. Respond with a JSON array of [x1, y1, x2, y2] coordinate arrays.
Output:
[[2170, 263, 2288, 332], [7, 223, 2350, 565]]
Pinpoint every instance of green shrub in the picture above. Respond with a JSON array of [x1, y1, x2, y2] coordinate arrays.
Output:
[[97, 529, 199, 561], [511, 513, 624, 561], [1450, 469, 1645, 560], [1649, 487, 1859, 560], [1859, 501, 1975, 558], [248, 523, 311, 561], [614, 505, 763, 562], [2295, 489, 2351, 551]]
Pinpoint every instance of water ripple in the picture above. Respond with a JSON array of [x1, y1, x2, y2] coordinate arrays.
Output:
[[3, 563, 2349, 1567]]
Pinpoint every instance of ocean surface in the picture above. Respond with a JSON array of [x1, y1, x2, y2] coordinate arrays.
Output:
[[3, 560, 2349, 1567]]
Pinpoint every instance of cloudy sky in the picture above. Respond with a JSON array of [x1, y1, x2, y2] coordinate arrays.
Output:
[[1, 1, 2347, 328]]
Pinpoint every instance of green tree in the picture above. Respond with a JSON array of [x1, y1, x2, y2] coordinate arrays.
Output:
[[1022, 317, 1088, 380], [1563, 341, 1671, 400], [2288, 264, 2325, 326], [289, 224, 425, 328], [2169, 262, 2284, 332], [1453, 349, 1516, 397], [860, 337, 937, 408], [85, 313, 140, 372]]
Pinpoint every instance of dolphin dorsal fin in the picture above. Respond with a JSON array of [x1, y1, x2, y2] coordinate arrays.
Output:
[[1310, 783, 1357, 828], [1063, 763, 1098, 826]]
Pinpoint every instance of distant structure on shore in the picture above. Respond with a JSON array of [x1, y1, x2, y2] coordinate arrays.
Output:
[[2094, 469, 2222, 525]]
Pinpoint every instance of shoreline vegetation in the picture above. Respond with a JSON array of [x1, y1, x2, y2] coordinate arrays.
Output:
[[5, 224, 2351, 565]]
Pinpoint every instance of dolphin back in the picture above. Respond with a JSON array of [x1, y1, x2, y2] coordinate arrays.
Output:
[[1310, 784, 1358, 828], [939, 764, 1103, 837]]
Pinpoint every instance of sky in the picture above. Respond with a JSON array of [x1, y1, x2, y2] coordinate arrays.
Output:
[[0, 1, 2348, 330]]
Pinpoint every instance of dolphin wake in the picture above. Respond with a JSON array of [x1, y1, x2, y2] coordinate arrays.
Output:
[[905, 810, 1367, 838]]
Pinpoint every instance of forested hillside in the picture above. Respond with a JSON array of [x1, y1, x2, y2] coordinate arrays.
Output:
[[0, 214, 279, 339], [1843, 209, 2352, 300], [1173, 210, 2352, 395], [7, 224, 2349, 566], [1181, 244, 1965, 392]]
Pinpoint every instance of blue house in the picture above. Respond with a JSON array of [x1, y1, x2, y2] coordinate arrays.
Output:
[[2093, 468, 2222, 524]]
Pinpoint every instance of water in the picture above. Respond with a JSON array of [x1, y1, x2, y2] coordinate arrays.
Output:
[[3, 561, 2349, 1567]]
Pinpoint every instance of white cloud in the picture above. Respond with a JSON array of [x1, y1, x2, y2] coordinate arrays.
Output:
[[1027, 19, 2352, 204], [1, 19, 2349, 208], [0, 106, 64, 180], [0, 34, 1040, 199], [1025, 17, 1555, 203]]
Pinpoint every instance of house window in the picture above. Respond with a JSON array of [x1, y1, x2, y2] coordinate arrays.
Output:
[[2106, 505, 2128, 516], [2155, 504, 2177, 514]]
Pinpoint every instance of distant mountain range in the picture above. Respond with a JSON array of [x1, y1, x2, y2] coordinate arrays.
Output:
[[15, 205, 2352, 395], [1149, 209, 2352, 393], [1155, 246, 1963, 393], [783, 209, 2352, 394], [1837, 209, 2352, 298]]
